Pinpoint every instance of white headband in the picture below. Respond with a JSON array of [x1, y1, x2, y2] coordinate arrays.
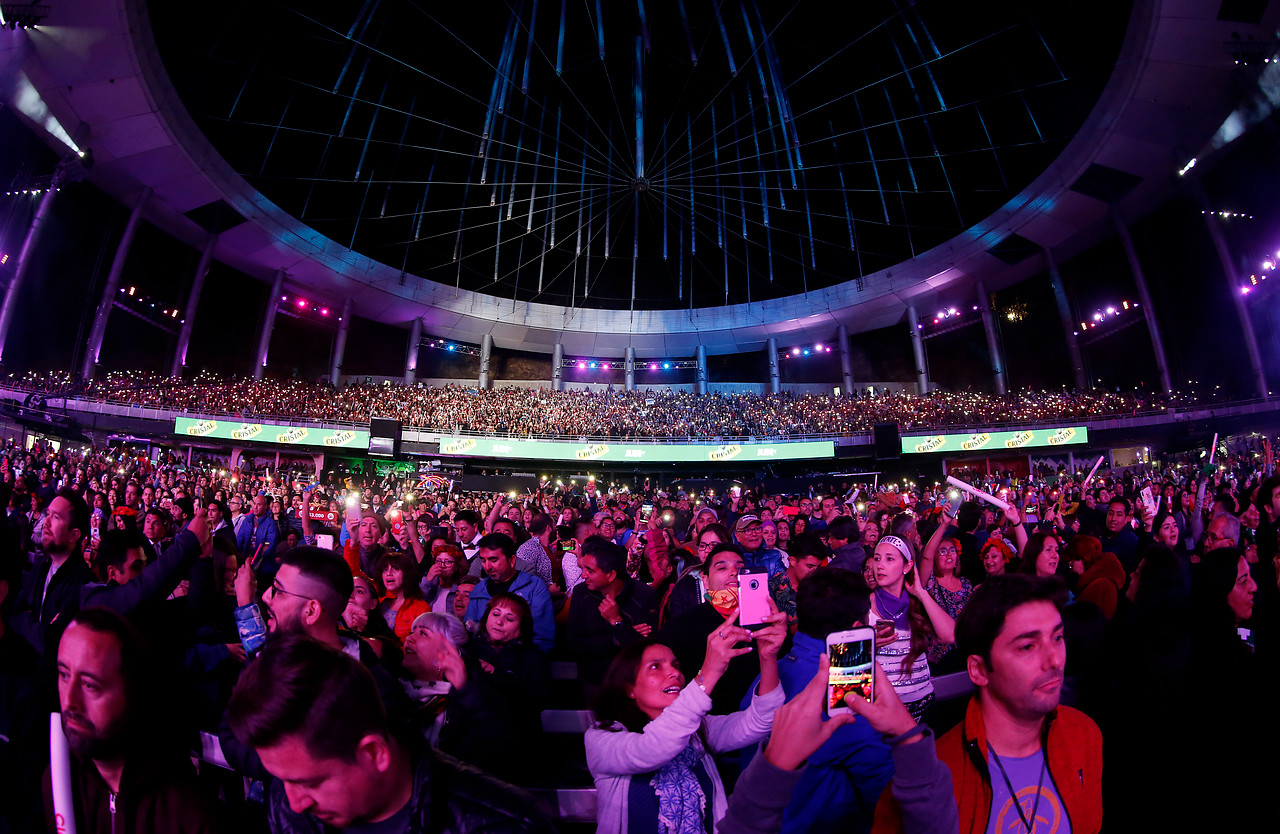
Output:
[[880, 535, 914, 564]]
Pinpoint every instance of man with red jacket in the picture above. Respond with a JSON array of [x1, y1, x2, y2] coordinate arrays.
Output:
[[864, 573, 1102, 834]]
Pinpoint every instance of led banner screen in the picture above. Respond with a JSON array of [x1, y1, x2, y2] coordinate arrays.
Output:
[[174, 418, 370, 450], [438, 436, 835, 463], [902, 426, 1088, 455]]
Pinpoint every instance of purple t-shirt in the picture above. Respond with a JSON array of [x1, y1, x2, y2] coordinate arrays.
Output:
[[985, 747, 1072, 834]]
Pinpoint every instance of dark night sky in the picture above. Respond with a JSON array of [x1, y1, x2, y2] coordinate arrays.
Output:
[[1, 94, 1278, 396]]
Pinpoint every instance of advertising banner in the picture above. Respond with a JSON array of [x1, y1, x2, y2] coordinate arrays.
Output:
[[437, 436, 835, 462], [174, 418, 370, 450], [902, 426, 1088, 455]]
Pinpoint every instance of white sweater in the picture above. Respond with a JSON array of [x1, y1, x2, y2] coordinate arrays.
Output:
[[585, 680, 785, 834]]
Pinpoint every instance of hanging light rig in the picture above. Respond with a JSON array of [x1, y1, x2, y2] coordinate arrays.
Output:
[[450, 0, 892, 312]]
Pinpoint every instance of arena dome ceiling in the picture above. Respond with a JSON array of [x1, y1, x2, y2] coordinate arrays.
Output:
[[2, 0, 1276, 357]]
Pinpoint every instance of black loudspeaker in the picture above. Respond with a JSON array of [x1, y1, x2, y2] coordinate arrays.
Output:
[[873, 423, 901, 460], [369, 418, 403, 457]]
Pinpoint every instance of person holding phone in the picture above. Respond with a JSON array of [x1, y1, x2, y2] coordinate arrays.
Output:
[[739, 568, 895, 832], [585, 612, 786, 834]]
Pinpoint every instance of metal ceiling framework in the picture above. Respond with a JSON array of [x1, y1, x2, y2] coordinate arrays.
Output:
[[1, 0, 1276, 360]]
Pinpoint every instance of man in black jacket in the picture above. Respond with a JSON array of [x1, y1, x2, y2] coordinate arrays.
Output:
[[80, 517, 211, 615], [10, 488, 94, 661], [46, 607, 222, 833], [566, 536, 658, 686], [227, 632, 555, 833]]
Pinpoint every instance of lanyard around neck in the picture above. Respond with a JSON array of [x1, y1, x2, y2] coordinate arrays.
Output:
[[988, 745, 1047, 833]]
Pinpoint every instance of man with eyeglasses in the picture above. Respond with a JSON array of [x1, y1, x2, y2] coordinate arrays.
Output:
[[221, 547, 406, 776], [1201, 512, 1241, 561], [228, 495, 251, 543], [733, 515, 786, 583]]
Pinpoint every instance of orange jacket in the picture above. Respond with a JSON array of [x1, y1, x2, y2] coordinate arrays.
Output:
[[380, 596, 431, 643], [1075, 553, 1126, 619], [873, 697, 1103, 834]]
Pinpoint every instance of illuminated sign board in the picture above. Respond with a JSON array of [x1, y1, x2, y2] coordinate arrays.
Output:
[[902, 426, 1088, 455], [438, 436, 835, 463], [174, 418, 369, 450]]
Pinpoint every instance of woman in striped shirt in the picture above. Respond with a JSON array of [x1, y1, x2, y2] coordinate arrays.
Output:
[[866, 534, 956, 721]]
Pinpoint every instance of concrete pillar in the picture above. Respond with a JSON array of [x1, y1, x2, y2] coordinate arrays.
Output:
[[230, 447, 243, 471], [838, 324, 854, 396], [695, 345, 708, 395], [1112, 210, 1172, 394], [766, 337, 780, 395], [330, 299, 353, 386], [171, 231, 217, 377], [975, 281, 1007, 395], [478, 332, 493, 389], [406, 318, 422, 384], [186, 445, 193, 466], [83, 186, 151, 379], [1044, 248, 1087, 390], [1191, 183, 1269, 399], [906, 305, 929, 394], [552, 343, 565, 391], [0, 180, 60, 365], [254, 269, 285, 380], [625, 346, 636, 390]]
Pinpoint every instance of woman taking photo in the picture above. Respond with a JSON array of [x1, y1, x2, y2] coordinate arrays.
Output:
[[867, 535, 955, 721], [375, 549, 431, 643], [422, 542, 468, 615], [586, 614, 786, 834]]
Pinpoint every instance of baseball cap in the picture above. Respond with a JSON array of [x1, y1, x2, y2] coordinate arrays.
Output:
[[734, 515, 762, 533]]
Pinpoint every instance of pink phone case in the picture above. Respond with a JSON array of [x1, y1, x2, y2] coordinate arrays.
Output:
[[737, 571, 772, 627]]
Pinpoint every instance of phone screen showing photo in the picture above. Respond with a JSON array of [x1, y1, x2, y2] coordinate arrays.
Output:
[[827, 636, 874, 711]]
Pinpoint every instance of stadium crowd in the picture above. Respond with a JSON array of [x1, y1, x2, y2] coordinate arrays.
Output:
[[0, 434, 1277, 832], [4, 369, 1208, 438]]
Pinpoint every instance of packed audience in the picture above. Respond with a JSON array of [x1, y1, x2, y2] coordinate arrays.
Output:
[[1, 435, 1277, 832], [3, 369, 1218, 438]]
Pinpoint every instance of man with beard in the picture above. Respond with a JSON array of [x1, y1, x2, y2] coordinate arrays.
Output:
[[11, 489, 95, 661], [225, 547, 403, 759], [45, 607, 221, 832]]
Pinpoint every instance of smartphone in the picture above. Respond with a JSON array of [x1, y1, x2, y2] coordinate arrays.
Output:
[[315, 533, 335, 551], [826, 627, 876, 715], [1140, 486, 1155, 513], [639, 503, 654, 524], [737, 570, 772, 629]]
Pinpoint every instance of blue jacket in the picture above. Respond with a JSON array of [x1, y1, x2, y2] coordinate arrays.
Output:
[[464, 569, 556, 652], [236, 514, 279, 577], [742, 632, 895, 834], [740, 544, 786, 580]]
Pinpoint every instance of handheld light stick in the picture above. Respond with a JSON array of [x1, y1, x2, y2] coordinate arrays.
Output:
[[1080, 456, 1105, 491], [944, 475, 1010, 511], [51, 714, 77, 834], [1208, 433, 1219, 464]]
